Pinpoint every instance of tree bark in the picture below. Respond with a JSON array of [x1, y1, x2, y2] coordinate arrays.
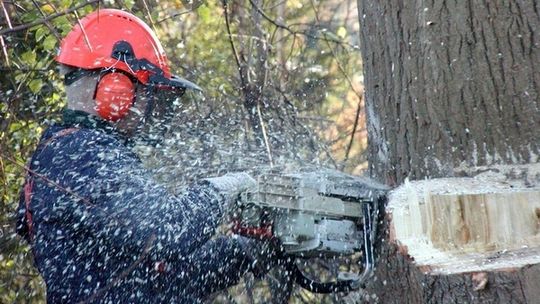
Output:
[[358, 0, 540, 186], [357, 1, 540, 303]]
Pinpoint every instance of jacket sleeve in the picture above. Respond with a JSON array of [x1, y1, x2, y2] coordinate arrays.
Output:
[[173, 235, 281, 300], [173, 236, 252, 300], [36, 129, 231, 261]]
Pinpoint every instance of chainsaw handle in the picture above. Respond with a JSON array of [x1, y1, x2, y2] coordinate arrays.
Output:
[[286, 261, 359, 294]]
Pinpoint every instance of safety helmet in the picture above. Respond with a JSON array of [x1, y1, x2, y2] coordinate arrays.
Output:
[[56, 8, 200, 121], [56, 8, 200, 90]]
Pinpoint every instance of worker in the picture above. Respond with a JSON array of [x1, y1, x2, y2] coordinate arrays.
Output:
[[16, 9, 280, 303]]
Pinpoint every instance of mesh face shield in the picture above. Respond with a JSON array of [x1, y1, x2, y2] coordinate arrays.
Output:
[[130, 84, 186, 147]]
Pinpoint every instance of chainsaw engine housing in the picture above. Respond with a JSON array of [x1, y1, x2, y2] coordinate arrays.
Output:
[[237, 170, 387, 257]]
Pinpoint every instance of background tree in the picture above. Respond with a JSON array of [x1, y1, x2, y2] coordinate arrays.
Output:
[[358, 0, 540, 302]]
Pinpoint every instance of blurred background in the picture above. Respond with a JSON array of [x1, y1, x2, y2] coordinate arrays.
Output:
[[0, 0, 366, 302]]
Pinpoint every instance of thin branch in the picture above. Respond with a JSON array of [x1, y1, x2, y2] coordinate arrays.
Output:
[[0, 67, 48, 71], [140, 0, 157, 32], [222, 0, 246, 88], [43, 0, 79, 41], [1, 0, 13, 28], [0, 0, 99, 36], [5, 1, 27, 13], [0, 157, 8, 201], [309, 0, 363, 166], [31, 0, 61, 41], [257, 103, 274, 166], [156, 9, 192, 24], [344, 98, 363, 163], [72, 10, 94, 52], [11, 60, 40, 103], [251, 0, 269, 90], [248, 0, 288, 30], [309, 1, 361, 100], [248, 0, 357, 48], [0, 0, 13, 65], [265, 0, 288, 11], [0, 35, 9, 66], [229, 33, 268, 43], [250, 0, 273, 166]]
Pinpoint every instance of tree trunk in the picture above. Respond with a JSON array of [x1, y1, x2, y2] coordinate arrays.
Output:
[[358, 0, 540, 186], [357, 1, 540, 303]]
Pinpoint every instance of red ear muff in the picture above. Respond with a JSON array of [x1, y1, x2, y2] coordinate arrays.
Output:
[[94, 72, 135, 121]]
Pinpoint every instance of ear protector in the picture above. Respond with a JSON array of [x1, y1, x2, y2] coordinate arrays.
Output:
[[94, 71, 136, 121]]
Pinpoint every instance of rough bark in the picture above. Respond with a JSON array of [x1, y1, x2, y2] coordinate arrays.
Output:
[[357, 1, 540, 303], [358, 0, 540, 186], [371, 242, 540, 304]]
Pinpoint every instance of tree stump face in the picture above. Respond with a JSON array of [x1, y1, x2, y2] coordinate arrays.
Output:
[[389, 166, 540, 275]]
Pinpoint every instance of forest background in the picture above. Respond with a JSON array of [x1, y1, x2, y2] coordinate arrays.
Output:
[[0, 0, 366, 303]]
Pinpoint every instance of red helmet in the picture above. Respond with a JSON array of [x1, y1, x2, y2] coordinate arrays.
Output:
[[56, 8, 200, 91]]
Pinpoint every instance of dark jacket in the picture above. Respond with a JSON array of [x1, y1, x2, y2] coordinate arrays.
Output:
[[17, 110, 253, 303]]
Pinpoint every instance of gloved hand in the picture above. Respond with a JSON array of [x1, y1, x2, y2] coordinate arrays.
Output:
[[234, 235, 284, 278], [202, 172, 257, 210]]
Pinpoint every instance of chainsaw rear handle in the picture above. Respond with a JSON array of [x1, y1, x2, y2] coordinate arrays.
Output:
[[233, 218, 361, 293], [286, 200, 379, 294], [233, 200, 379, 294], [286, 261, 360, 294]]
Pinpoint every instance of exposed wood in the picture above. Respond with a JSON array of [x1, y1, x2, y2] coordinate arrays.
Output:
[[428, 192, 540, 253], [355, 164, 540, 303], [390, 167, 540, 276]]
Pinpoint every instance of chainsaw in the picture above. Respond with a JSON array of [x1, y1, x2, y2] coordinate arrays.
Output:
[[233, 169, 389, 293]]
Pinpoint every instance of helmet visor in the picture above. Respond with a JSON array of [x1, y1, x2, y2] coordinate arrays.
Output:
[[130, 84, 181, 144], [163, 74, 202, 91]]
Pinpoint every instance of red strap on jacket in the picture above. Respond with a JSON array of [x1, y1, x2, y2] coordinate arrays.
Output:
[[24, 127, 79, 242], [24, 179, 35, 241]]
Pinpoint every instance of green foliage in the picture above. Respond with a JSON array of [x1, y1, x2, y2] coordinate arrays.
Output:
[[0, 0, 365, 303]]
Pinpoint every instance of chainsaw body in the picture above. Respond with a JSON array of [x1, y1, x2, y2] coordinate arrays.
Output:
[[234, 169, 388, 292]]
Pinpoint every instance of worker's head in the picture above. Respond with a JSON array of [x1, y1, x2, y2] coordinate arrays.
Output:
[[56, 9, 200, 137]]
